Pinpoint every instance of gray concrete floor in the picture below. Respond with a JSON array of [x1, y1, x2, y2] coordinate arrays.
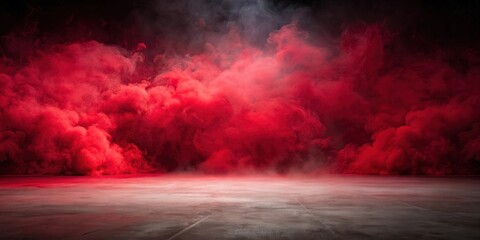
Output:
[[0, 175, 479, 240]]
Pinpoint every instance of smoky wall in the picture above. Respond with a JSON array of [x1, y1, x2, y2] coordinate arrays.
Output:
[[1, 0, 479, 175]]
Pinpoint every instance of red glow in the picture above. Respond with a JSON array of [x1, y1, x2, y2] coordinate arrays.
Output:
[[1, 23, 479, 175]]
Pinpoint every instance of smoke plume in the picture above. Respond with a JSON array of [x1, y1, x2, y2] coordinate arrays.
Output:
[[1, 0, 479, 175]]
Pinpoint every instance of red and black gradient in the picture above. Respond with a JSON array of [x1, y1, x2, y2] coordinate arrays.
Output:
[[1, 0, 480, 175]]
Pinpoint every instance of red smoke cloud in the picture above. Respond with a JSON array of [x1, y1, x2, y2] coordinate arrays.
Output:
[[1, 22, 479, 175]]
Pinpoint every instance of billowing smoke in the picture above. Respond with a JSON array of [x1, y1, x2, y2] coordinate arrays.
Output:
[[1, 0, 479, 175]]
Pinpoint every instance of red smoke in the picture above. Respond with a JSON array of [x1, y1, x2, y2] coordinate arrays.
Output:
[[1, 22, 479, 175]]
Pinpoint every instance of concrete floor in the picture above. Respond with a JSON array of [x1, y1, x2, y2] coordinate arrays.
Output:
[[0, 175, 479, 240]]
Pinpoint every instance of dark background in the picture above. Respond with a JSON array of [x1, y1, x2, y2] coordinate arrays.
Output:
[[1, 0, 480, 58]]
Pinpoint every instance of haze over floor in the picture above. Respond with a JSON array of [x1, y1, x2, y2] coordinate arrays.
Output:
[[0, 175, 479, 239]]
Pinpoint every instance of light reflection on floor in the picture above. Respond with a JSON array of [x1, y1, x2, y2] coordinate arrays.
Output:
[[0, 175, 479, 240]]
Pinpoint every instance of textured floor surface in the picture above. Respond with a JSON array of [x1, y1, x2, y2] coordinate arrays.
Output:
[[0, 175, 479, 240]]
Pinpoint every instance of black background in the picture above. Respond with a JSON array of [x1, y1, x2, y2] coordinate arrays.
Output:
[[1, 0, 479, 57]]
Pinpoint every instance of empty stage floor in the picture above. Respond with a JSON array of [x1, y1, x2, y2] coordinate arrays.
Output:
[[0, 175, 479, 240]]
